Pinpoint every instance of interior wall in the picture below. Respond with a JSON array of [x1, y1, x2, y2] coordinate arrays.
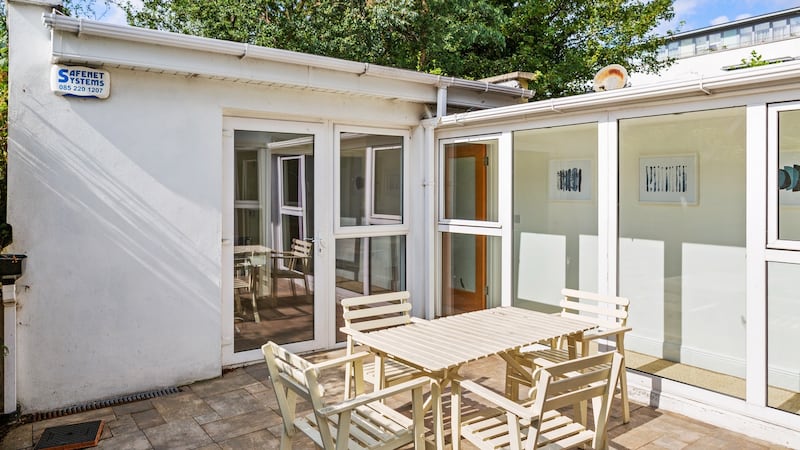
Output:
[[512, 123, 598, 308], [618, 107, 748, 380]]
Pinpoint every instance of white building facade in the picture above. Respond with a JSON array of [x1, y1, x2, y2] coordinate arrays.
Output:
[[6, 0, 800, 446]]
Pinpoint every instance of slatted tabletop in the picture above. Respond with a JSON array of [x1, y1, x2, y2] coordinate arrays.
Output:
[[343, 306, 597, 374]]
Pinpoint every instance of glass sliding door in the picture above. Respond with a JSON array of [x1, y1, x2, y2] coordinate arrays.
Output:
[[231, 128, 316, 353], [512, 123, 598, 311], [618, 107, 747, 398], [766, 102, 800, 415]]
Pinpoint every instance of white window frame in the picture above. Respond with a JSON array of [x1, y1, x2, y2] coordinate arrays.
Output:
[[222, 117, 330, 366], [437, 134, 503, 229], [369, 145, 404, 224], [334, 125, 410, 235]]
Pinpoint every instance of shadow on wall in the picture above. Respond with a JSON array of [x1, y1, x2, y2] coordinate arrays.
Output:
[[9, 101, 222, 359]]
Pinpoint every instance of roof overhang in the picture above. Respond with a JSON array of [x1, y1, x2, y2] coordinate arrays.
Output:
[[438, 60, 800, 128], [42, 12, 533, 111]]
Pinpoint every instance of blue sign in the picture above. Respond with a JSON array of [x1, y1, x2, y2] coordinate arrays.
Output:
[[50, 65, 110, 99]]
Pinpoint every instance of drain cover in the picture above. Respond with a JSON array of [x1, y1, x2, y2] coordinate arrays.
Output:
[[34, 420, 104, 449]]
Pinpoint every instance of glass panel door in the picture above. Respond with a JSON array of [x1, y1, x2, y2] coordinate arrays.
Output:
[[438, 137, 501, 316], [231, 129, 316, 354]]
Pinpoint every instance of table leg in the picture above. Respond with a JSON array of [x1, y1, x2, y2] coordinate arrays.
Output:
[[430, 379, 445, 450], [451, 379, 461, 450]]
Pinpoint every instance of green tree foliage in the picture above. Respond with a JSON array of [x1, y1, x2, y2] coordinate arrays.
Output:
[[114, 0, 674, 99], [0, 2, 11, 248]]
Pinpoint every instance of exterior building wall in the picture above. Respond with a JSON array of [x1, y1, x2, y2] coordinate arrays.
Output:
[[630, 37, 800, 86], [7, 1, 427, 412]]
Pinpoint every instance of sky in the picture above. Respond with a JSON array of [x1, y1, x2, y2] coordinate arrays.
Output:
[[93, 0, 800, 34], [659, 0, 800, 34]]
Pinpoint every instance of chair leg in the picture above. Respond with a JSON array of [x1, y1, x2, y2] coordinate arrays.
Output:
[[251, 293, 260, 323], [618, 342, 631, 424], [270, 275, 278, 308]]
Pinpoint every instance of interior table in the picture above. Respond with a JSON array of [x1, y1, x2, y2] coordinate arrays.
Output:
[[341, 306, 598, 449]]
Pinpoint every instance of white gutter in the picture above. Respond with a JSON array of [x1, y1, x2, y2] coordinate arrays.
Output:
[[41, 12, 534, 103], [439, 60, 800, 127]]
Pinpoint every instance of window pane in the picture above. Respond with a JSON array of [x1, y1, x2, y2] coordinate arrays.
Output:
[[441, 232, 500, 316], [281, 158, 300, 207], [373, 147, 403, 217], [722, 29, 738, 49], [234, 208, 261, 246], [233, 130, 315, 351], [443, 139, 498, 221], [335, 236, 406, 342], [619, 107, 746, 399], [767, 261, 800, 415], [340, 133, 403, 226], [512, 123, 598, 311], [777, 109, 800, 241], [281, 215, 301, 253], [235, 149, 259, 201]]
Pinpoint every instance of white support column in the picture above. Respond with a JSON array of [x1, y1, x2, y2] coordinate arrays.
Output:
[[3, 281, 17, 414]]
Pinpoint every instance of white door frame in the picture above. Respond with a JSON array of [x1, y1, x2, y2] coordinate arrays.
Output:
[[222, 117, 331, 365]]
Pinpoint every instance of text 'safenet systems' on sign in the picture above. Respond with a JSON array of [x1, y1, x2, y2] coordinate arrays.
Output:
[[50, 65, 111, 99]]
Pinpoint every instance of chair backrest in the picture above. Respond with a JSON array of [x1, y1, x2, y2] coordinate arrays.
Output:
[[530, 351, 624, 449], [341, 291, 413, 333], [287, 238, 313, 271], [262, 341, 326, 419], [560, 288, 629, 331]]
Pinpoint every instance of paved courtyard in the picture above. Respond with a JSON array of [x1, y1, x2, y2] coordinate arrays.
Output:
[[2, 348, 790, 449]]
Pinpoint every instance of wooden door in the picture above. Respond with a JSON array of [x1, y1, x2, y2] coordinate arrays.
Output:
[[443, 143, 487, 314]]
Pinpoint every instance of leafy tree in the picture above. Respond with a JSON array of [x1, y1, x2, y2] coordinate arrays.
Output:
[[112, 0, 674, 99], [0, 2, 11, 248]]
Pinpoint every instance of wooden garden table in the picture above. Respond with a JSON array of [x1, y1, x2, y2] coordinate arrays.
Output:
[[341, 306, 598, 449]]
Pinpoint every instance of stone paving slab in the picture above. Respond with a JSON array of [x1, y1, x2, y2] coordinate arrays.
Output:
[[1, 351, 790, 450]]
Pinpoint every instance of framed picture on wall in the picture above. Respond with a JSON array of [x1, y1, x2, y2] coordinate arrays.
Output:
[[548, 159, 592, 201], [639, 154, 697, 204], [778, 151, 800, 206]]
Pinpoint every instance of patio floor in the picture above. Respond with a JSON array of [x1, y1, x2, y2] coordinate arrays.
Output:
[[2, 348, 789, 450]]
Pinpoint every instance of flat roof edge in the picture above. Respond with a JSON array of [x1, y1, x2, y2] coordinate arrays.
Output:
[[42, 12, 533, 101], [439, 60, 800, 126]]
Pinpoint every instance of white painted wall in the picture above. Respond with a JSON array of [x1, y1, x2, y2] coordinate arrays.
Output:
[[7, 1, 427, 412]]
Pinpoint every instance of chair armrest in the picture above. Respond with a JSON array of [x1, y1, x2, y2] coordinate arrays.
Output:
[[457, 379, 534, 420], [318, 377, 431, 416], [312, 351, 372, 371], [581, 326, 632, 342]]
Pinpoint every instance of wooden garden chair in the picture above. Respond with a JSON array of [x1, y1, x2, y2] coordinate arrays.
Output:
[[454, 351, 624, 450], [271, 238, 313, 304], [262, 341, 429, 450], [341, 291, 425, 398], [505, 288, 632, 423]]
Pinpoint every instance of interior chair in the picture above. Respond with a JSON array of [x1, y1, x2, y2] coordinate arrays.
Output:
[[271, 238, 313, 305], [455, 351, 624, 450], [341, 291, 425, 398], [505, 288, 632, 423], [234, 251, 269, 322], [262, 341, 429, 450]]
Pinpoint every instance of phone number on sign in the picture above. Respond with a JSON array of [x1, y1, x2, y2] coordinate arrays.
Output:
[[57, 84, 106, 94]]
